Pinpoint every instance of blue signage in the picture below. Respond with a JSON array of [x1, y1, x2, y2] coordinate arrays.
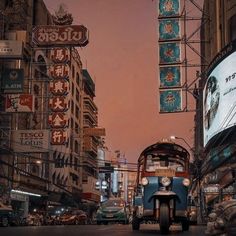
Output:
[[159, 0, 180, 17], [159, 89, 182, 112], [159, 19, 180, 41], [160, 66, 181, 88]]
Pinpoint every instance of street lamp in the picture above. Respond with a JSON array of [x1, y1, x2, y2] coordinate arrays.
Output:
[[170, 135, 192, 151]]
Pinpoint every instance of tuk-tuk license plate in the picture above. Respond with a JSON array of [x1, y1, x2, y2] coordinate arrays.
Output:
[[155, 169, 175, 177]]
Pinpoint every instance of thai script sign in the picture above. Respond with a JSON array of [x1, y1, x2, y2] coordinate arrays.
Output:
[[32, 25, 89, 46], [5, 94, 34, 112], [1, 69, 24, 93], [11, 130, 49, 152]]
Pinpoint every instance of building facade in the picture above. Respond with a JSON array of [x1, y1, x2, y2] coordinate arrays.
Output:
[[0, 0, 102, 216], [194, 0, 236, 219]]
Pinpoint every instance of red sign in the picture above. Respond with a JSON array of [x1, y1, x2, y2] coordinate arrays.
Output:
[[32, 25, 89, 46], [51, 129, 68, 145], [49, 79, 69, 95], [50, 48, 70, 63], [49, 64, 69, 79], [5, 94, 34, 112], [49, 113, 68, 128], [49, 97, 68, 112]]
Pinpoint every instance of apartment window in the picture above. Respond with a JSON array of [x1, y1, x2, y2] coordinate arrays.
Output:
[[229, 14, 236, 41], [72, 65, 75, 78], [75, 105, 80, 119], [76, 89, 80, 102], [76, 72, 80, 87], [71, 100, 74, 114], [74, 157, 78, 171], [72, 82, 74, 96]]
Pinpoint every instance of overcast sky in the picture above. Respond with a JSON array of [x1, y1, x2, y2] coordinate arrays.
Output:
[[44, 0, 202, 163]]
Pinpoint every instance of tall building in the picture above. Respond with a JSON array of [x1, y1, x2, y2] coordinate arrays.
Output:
[[194, 0, 236, 219], [0, 0, 102, 216]]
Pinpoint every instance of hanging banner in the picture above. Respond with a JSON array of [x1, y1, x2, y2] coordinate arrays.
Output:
[[158, 0, 180, 18], [159, 89, 182, 113], [159, 42, 181, 64], [1, 69, 24, 93], [159, 19, 180, 41], [159, 66, 181, 88]]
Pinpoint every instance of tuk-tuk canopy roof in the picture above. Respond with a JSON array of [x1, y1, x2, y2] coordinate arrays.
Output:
[[138, 141, 190, 163]]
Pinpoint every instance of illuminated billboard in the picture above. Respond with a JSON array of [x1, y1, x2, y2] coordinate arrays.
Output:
[[203, 48, 236, 147]]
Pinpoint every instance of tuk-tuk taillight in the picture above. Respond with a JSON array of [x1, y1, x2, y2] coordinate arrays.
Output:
[[141, 177, 149, 186]]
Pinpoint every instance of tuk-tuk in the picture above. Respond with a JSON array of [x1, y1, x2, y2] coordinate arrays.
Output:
[[132, 141, 191, 234]]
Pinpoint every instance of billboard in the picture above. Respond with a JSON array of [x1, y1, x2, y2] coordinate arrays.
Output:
[[1, 69, 24, 93], [11, 130, 49, 152], [32, 25, 89, 47], [0, 40, 23, 58], [203, 50, 236, 147], [5, 94, 34, 112]]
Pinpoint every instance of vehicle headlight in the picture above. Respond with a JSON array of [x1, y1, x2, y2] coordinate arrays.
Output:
[[161, 177, 171, 186], [96, 209, 102, 215], [182, 178, 190, 186], [141, 177, 149, 186]]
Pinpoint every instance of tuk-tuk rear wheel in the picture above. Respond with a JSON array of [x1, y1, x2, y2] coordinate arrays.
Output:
[[132, 216, 140, 230], [159, 203, 170, 234]]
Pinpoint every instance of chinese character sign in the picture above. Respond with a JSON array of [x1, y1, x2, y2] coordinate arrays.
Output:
[[159, 42, 181, 64], [159, 66, 181, 88], [159, 0, 180, 17], [159, 89, 182, 112], [159, 19, 180, 41]]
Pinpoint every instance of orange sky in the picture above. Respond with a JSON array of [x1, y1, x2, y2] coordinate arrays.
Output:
[[44, 0, 202, 163]]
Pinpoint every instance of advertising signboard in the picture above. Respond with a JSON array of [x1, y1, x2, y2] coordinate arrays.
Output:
[[0, 40, 23, 58], [5, 94, 34, 112], [203, 44, 236, 147], [11, 130, 49, 152], [32, 25, 89, 47], [1, 69, 24, 93]]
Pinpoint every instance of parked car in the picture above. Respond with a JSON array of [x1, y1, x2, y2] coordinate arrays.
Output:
[[59, 209, 88, 225], [96, 198, 130, 225], [0, 202, 13, 227], [205, 199, 236, 235]]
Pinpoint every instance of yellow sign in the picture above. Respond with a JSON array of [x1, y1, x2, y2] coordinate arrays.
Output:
[[84, 128, 106, 136], [155, 168, 175, 177]]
